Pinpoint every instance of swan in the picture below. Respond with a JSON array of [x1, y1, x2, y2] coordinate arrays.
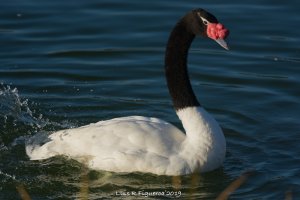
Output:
[[26, 8, 229, 176]]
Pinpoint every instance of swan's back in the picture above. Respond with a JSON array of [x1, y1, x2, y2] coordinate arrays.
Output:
[[26, 116, 186, 174]]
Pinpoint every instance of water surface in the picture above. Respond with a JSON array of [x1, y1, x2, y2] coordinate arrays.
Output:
[[1, 0, 300, 199]]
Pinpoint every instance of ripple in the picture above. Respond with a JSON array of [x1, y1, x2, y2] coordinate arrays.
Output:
[[1, 1, 300, 199], [46, 47, 163, 58]]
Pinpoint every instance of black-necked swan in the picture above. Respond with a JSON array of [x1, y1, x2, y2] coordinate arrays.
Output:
[[26, 8, 229, 176]]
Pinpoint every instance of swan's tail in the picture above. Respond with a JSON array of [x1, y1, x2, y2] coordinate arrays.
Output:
[[25, 132, 57, 160]]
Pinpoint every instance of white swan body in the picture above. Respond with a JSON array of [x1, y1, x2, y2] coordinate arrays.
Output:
[[26, 107, 225, 175], [26, 8, 229, 175]]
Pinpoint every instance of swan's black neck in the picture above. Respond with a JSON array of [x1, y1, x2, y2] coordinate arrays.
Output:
[[165, 14, 201, 110]]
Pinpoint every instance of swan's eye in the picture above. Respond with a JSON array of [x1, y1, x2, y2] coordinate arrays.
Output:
[[197, 14, 210, 26], [202, 19, 209, 25], [200, 17, 209, 26]]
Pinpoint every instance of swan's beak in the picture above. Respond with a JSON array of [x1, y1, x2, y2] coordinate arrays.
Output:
[[215, 39, 229, 50]]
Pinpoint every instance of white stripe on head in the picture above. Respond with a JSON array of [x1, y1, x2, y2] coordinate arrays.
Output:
[[197, 13, 211, 25]]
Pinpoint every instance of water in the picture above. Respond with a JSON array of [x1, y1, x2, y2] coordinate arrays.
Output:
[[1, 0, 300, 199]]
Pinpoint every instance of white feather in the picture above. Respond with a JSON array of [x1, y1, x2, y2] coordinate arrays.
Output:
[[26, 106, 225, 175]]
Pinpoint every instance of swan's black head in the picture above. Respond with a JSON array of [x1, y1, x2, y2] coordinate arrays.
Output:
[[187, 8, 230, 50]]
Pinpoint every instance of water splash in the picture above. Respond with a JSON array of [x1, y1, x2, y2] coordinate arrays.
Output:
[[0, 84, 78, 148], [0, 84, 46, 132], [0, 84, 57, 154]]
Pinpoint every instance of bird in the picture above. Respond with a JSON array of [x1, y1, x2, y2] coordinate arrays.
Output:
[[26, 8, 229, 176]]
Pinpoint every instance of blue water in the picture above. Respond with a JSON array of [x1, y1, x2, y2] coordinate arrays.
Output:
[[1, 0, 300, 199]]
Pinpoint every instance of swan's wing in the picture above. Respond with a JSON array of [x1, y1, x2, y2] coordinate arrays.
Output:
[[26, 116, 185, 173]]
